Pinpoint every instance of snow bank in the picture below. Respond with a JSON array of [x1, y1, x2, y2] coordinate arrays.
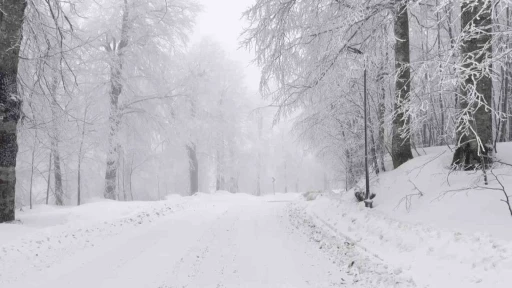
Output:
[[372, 142, 512, 240], [0, 197, 188, 248], [300, 195, 512, 288], [263, 192, 302, 202], [294, 142, 512, 287]]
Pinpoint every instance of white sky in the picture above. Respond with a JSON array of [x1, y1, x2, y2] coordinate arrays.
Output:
[[191, 0, 261, 92]]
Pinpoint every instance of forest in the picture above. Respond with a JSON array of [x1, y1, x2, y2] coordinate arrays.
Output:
[[0, 0, 329, 223], [243, 0, 506, 191], [1, 1, 512, 287], [0, 0, 509, 222]]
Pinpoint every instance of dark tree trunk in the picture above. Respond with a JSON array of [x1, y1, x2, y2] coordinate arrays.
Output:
[[104, 0, 130, 200], [368, 107, 379, 174], [500, 64, 509, 143], [501, 7, 511, 143], [452, 0, 493, 169], [187, 143, 199, 195], [436, 0, 446, 143], [391, 0, 414, 168], [377, 51, 387, 173], [29, 136, 36, 209], [0, 0, 27, 223], [46, 152, 52, 205]]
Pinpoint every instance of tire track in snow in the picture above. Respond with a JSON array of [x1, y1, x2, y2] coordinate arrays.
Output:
[[162, 207, 241, 287], [287, 202, 417, 288]]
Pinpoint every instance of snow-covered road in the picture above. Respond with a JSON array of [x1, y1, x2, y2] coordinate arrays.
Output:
[[2, 195, 349, 288]]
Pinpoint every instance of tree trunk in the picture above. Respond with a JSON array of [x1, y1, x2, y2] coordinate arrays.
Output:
[[29, 135, 36, 209], [284, 161, 288, 193], [368, 108, 379, 174], [391, 0, 414, 168], [49, 75, 64, 206], [157, 173, 160, 200], [370, 126, 379, 174], [216, 149, 225, 191], [345, 148, 354, 189], [187, 143, 199, 195], [377, 51, 387, 173], [452, 0, 493, 169], [0, 0, 27, 222], [501, 7, 511, 143], [122, 151, 126, 201], [77, 159, 81, 206], [129, 155, 134, 201], [256, 112, 262, 196], [256, 169, 261, 196], [436, 0, 446, 142], [52, 136, 64, 205], [501, 64, 510, 142], [104, 0, 130, 200], [77, 106, 87, 206], [46, 152, 52, 205]]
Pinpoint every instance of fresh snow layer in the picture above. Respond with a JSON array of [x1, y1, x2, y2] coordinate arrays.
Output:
[[294, 142, 512, 288], [1, 193, 355, 288], [370, 143, 512, 240], [2, 144, 512, 288], [299, 194, 512, 288]]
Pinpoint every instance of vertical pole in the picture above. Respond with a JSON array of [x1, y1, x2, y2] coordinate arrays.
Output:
[[364, 60, 371, 207]]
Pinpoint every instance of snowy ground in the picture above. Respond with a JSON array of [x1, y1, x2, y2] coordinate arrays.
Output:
[[1, 181, 511, 287], [296, 142, 512, 288], [1, 193, 359, 288], [300, 194, 512, 288]]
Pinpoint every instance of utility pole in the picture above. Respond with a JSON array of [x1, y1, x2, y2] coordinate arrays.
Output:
[[363, 58, 372, 208], [347, 46, 372, 208]]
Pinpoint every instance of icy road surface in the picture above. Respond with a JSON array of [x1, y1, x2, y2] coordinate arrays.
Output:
[[1, 194, 351, 288]]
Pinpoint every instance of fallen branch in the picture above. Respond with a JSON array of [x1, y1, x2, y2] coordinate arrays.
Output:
[[433, 169, 512, 217], [407, 151, 446, 178], [489, 170, 512, 217], [394, 179, 424, 212]]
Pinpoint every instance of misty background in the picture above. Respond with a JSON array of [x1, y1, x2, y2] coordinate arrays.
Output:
[[14, 0, 330, 207]]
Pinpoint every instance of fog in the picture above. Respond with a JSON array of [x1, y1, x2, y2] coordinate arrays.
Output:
[[13, 0, 329, 206]]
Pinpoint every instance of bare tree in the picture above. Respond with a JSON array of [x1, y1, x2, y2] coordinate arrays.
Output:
[[391, 0, 414, 168], [104, 0, 131, 200], [452, 0, 493, 169]]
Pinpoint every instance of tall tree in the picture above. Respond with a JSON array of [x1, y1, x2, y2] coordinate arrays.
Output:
[[104, 0, 131, 200], [187, 143, 199, 195], [49, 74, 64, 205], [391, 0, 414, 168], [100, 0, 199, 199], [0, 0, 27, 222], [452, 0, 493, 169]]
